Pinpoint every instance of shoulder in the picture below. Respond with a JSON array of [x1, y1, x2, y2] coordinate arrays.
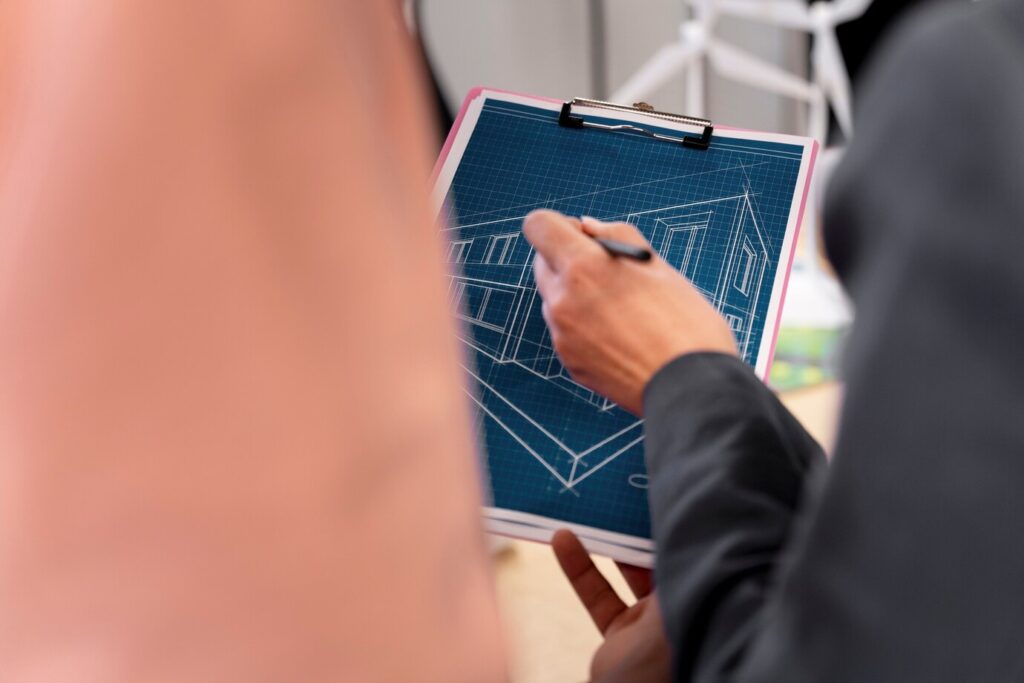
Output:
[[825, 0, 1024, 283], [857, 0, 1024, 111]]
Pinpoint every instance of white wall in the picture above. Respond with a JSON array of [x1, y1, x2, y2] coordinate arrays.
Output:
[[419, 0, 808, 135]]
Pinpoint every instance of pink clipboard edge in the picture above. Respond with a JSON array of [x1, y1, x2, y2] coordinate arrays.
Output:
[[760, 140, 819, 383], [433, 87, 820, 386]]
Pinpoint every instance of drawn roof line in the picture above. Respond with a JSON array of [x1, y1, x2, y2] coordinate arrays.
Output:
[[446, 161, 769, 225], [462, 363, 578, 459], [460, 323, 634, 429], [464, 389, 573, 490], [568, 435, 645, 488], [738, 169, 775, 258], [446, 194, 746, 245], [463, 358, 647, 489], [624, 193, 748, 220], [575, 420, 644, 460]]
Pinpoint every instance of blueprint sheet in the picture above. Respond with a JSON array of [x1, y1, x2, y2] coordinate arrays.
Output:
[[433, 90, 816, 566]]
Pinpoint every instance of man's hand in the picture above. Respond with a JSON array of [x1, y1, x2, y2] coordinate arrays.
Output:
[[523, 210, 736, 415], [552, 530, 670, 682]]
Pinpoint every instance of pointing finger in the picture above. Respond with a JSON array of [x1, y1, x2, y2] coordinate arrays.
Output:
[[522, 210, 601, 273], [533, 252, 557, 302]]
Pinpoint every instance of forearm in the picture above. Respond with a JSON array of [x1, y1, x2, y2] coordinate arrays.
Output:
[[643, 353, 824, 681]]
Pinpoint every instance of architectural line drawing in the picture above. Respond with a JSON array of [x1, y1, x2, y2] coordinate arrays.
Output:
[[448, 188, 770, 493], [450, 146, 779, 224]]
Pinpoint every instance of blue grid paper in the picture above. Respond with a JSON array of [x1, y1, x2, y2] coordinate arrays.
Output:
[[441, 97, 805, 541]]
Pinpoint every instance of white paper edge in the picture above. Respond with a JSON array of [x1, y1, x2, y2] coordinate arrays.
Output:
[[485, 519, 655, 569]]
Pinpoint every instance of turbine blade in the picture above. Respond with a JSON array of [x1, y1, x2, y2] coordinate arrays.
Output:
[[611, 41, 702, 105], [709, 39, 818, 102], [832, 0, 874, 24]]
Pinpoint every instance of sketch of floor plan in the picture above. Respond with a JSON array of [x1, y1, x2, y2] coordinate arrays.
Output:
[[445, 191, 769, 494]]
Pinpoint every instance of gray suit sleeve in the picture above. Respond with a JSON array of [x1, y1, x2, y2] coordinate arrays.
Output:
[[644, 354, 825, 682], [643, 2, 1024, 682]]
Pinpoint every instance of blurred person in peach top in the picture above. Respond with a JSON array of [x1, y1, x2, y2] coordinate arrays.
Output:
[[0, 2, 504, 681]]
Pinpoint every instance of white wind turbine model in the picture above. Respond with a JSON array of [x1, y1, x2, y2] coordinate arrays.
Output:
[[612, 0, 871, 328], [715, 0, 873, 143], [613, 0, 818, 128], [613, 0, 873, 144]]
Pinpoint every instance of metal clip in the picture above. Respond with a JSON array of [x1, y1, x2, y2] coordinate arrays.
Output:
[[558, 97, 714, 150]]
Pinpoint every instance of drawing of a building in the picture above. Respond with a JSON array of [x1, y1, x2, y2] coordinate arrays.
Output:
[[445, 193, 769, 409], [627, 193, 769, 360]]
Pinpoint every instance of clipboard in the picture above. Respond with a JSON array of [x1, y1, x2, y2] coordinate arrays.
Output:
[[434, 88, 817, 566]]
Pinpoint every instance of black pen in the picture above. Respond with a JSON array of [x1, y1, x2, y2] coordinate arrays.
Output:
[[593, 236, 653, 262]]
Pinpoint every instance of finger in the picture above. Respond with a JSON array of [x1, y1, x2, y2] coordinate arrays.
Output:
[[552, 529, 627, 635], [580, 216, 652, 249], [532, 252, 557, 302], [615, 562, 654, 600], [522, 210, 601, 273]]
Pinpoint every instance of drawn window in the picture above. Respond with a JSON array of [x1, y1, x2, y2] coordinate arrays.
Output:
[[662, 224, 707, 282], [466, 286, 491, 320], [449, 281, 466, 308], [448, 239, 472, 264], [479, 289, 515, 329], [725, 314, 743, 335], [485, 233, 518, 265], [453, 284, 512, 332], [733, 239, 756, 295]]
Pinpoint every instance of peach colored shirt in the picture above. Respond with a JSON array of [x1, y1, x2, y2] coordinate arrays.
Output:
[[0, 2, 504, 681]]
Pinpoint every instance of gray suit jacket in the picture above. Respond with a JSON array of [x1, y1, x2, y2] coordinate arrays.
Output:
[[644, 2, 1024, 680]]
